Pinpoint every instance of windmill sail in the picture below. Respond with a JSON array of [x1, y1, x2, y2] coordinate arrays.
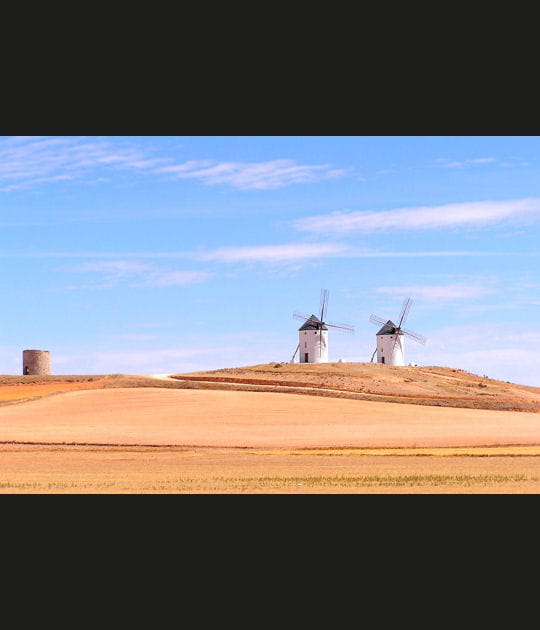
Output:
[[319, 289, 329, 322]]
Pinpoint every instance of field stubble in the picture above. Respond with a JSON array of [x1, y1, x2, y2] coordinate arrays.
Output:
[[0, 445, 538, 494]]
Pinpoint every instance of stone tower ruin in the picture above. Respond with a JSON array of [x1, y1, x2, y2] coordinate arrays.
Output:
[[22, 350, 51, 375]]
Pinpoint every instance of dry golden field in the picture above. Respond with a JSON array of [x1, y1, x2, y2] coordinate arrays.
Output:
[[1, 387, 540, 448], [0, 444, 538, 494], [0, 364, 539, 494]]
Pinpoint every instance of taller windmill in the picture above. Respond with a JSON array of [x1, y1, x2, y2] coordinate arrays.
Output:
[[291, 289, 354, 363], [368, 297, 426, 366]]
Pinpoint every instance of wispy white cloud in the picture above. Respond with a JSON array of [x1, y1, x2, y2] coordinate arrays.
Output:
[[0, 174, 75, 192], [0, 136, 167, 192], [109, 334, 158, 341], [156, 159, 348, 190], [345, 250, 540, 258], [435, 156, 533, 170], [0, 137, 349, 192], [436, 157, 496, 168], [48, 242, 351, 265], [66, 260, 212, 289], [295, 198, 540, 235], [375, 283, 495, 302], [141, 270, 212, 287], [73, 261, 153, 274], [194, 242, 349, 263], [468, 157, 496, 164], [4, 247, 540, 262]]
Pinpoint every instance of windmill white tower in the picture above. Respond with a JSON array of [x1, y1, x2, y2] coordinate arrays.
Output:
[[368, 297, 426, 366], [291, 289, 354, 363]]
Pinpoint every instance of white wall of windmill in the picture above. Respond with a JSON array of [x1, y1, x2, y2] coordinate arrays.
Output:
[[299, 329, 329, 363], [376, 333, 405, 366]]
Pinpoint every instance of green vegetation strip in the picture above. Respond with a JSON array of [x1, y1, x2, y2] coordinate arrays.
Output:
[[191, 474, 534, 488]]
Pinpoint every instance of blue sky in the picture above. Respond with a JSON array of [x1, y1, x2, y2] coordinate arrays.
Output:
[[1, 135, 540, 385]]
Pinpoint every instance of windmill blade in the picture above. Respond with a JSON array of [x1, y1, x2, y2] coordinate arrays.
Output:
[[326, 321, 355, 334], [319, 289, 329, 322], [401, 327, 427, 345], [369, 314, 387, 326], [293, 311, 311, 322], [397, 297, 412, 328]]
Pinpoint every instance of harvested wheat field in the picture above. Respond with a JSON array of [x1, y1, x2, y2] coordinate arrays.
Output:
[[0, 445, 540, 494], [1, 387, 540, 448], [1, 444, 538, 494], [0, 364, 539, 493]]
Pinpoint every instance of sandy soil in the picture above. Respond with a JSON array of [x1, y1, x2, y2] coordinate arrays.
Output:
[[1, 387, 539, 448]]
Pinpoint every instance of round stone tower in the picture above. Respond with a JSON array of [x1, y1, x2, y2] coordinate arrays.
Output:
[[22, 350, 51, 375]]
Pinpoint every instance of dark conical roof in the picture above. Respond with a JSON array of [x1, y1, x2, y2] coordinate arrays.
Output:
[[376, 320, 403, 336], [299, 314, 328, 331]]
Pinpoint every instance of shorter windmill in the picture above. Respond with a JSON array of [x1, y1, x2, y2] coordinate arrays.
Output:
[[291, 289, 354, 363], [368, 297, 426, 366]]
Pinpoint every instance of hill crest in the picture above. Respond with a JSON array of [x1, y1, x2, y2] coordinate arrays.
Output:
[[173, 362, 540, 412]]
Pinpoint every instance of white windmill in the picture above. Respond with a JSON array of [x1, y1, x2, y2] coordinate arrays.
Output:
[[291, 289, 354, 363], [368, 297, 426, 366]]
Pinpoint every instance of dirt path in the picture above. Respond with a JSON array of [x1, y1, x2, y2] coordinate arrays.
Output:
[[0, 387, 539, 448], [147, 374, 177, 381]]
